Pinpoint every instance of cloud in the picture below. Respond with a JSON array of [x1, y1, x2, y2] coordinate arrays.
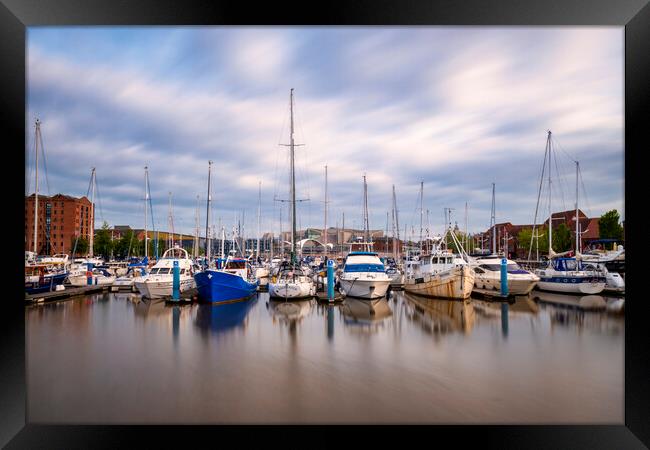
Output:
[[26, 27, 624, 238]]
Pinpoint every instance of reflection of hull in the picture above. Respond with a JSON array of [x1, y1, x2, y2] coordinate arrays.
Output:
[[134, 276, 195, 299], [340, 298, 392, 325], [404, 266, 474, 299], [533, 291, 607, 310], [195, 299, 256, 333], [194, 270, 257, 303], [403, 292, 475, 334], [269, 280, 315, 299], [339, 278, 391, 299]]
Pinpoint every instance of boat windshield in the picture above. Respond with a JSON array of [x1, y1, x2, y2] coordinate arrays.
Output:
[[225, 261, 246, 270], [479, 263, 523, 272]]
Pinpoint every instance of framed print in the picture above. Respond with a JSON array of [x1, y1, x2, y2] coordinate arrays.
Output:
[[1, 0, 648, 447]]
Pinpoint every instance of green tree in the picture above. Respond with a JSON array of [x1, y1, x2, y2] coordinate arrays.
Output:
[[71, 236, 89, 256], [517, 226, 549, 257], [553, 223, 572, 252], [599, 209, 623, 244], [94, 221, 113, 258]]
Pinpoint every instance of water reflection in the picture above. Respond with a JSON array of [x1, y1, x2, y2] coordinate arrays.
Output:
[[267, 299, 313, 341], [340, 298, 393, 332], [402, 292, 475, 335], [532, 290, 607, 310], [195, 298, 257, 335]]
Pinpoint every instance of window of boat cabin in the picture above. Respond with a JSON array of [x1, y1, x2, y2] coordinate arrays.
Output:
[[158, 268, 171, 274], [564, 259, 578, 271], [226, 261, 246, 269]]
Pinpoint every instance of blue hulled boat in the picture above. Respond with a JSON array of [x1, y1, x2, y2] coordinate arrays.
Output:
[[25, 265, 68, 295], [194, 258, 258, 303]]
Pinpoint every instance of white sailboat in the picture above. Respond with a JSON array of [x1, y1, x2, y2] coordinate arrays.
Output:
[[268, 89, 316, 300], [531, 131, 606, 295], [134, 246, 195, 298]]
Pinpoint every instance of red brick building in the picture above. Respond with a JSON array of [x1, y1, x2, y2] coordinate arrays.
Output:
[[25, 194, 94, 255]]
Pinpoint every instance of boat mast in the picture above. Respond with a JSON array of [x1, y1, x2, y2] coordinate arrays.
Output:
[[144, 167, 148, 258], [491, 182, 496, 255], [204, 161, 212, 265], [194, 195, 200, 258], [290, 89, 297, 265], [257, 181, 261, 259], [324, 165, 328, 256], [89, 167, 96, 258], [363, 174, 370, 249], [33, 119, 40, 255], [547, 131, 553, 255], [419, 181, 423, 254], [575, 160, 579, 254], [393, 185, 400, 261]]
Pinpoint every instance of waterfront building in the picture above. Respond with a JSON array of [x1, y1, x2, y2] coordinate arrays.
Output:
[[25, 193, 93, 256]]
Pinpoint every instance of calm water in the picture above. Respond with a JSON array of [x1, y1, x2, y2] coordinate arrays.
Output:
[[26, 290, 624, 424]]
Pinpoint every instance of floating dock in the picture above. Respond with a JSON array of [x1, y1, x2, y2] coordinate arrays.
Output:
[[315, 291, 344, 303], [25, 285, 110, 304]]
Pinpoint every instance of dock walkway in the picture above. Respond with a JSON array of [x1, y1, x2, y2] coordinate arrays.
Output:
[[26, 285, 110, 304]]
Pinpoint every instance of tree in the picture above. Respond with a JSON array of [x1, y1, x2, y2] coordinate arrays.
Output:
[[517, 226, 549, 257], [599, 209, 623, 244], [94, 221, 113, 258], [71, 236, 88, 256], [553, 223, 572, 252]]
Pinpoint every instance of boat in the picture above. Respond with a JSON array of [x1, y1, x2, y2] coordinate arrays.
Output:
[[111, 257, 149, 291], [134, 246, 196, 299], [67, 266, 116, 287], [268, 89, 316, 300], [192, 161, 258, 303], [580, 261, 624, 294], [530, 132, 606, 295], [25, 264, 68, 295], [339, 251, 391, 299], [471, 256, 539, 296]]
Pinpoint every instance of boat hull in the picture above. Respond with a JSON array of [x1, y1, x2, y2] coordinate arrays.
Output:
[[268, 280, 315, 300], [404, 266, 474, 299], [536, 278, 606, 294], [339, 277, 391, 299], [472, 276, 538, 296], [68, 274, 116, 287], [25, 273, 68, 295], [134, 277, 195, 299], [194, 270, 258, 303]]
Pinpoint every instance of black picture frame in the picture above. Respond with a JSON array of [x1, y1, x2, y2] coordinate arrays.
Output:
[[1, 0, 647, 447]]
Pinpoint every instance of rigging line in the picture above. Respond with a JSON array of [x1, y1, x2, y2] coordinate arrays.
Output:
[[527, 137, 549, 262], [38, 123, 52, 196], [26, 132, 35, 195], [94, 172, 105, 224], [551, 140, 567, 214], [578, 165, 593, 217]]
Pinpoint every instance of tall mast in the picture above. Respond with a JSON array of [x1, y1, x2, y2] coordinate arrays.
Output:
[[33, 119, 40, 255], [575, 160, 579, 254], [363, 174, 370, 246], [464, 202, 468, 251], [144, 166, 148, 258], [194, 195, 200, 258], [257, 181, 261, 259], [289, 89, 297, 265], [491, 182, 496, 255], [324, 165, 328, 255], [204, 161, 212, 264], [547, 131, 553, 254], [342, 211, 345, 255], [89, 168, 96, 258], [393, 185, 400, 260], [419, 181, 423, 254]]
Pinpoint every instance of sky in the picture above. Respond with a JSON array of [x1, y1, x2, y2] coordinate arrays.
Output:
[[26, 26, 624, 239]]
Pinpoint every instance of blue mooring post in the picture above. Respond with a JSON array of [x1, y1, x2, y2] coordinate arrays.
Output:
[[86, 263, 94, 286], [172, 260, 180, 301], [327, 259, 335, 302], [500, 257, 509, 298]]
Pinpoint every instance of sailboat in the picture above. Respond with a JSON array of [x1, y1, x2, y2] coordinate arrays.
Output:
[[113, 167, 153, 291], [268, 89, 316, 300], [531, 131, 606, 294], [193, 161, 258, 303], [25, 121, 70, 294], [338, 175, 391, 299]]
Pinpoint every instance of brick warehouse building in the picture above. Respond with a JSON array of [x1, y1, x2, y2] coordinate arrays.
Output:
[[478, 209, 602, 259], [25, 194, 94, 256]]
